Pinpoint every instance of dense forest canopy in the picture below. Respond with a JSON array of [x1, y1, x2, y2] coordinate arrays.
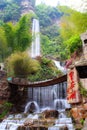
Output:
[[0, 0, 21, 22], [35, 4, 87, 60]]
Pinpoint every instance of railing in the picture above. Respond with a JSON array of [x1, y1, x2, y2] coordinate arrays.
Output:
[[7, 75, 67, 87]]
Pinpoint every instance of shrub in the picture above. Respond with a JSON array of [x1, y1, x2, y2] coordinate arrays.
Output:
[[6, 52, 40, 78], [66, 35, 82, 54], [0, 102, 12, 119]]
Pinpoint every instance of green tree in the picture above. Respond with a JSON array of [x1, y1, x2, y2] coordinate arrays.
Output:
[[58, 6, 87, 59], [0, 1, 20, 22], [3, 22, 15, 53], [3, 14, 32, 54], [65, 35, 82, 54], [0, 27, 8, 61], [60, 6, 87, 39], [36, 4, 62, 59], [35, 3, 62, 27], [14, 15, 32, 51]]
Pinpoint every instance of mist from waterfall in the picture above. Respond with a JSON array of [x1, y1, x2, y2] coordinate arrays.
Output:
[[31, 19, 40, 58]]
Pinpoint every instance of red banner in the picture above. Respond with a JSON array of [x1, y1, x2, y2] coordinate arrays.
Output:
[[67, 68, 81, 104]]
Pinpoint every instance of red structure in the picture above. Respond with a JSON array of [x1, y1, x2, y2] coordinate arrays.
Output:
[[67, 68, 81, 104]]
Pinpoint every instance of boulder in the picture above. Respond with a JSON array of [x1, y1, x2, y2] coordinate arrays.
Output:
[[70, 107, 85, 120], [70, 104, 87, 120], [60, 126, 68, 130], [42, 109, 59, 118], [24, 119, 33, 126]]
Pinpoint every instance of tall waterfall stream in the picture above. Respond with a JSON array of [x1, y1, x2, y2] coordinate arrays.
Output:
[[31, 19, 40, 58]]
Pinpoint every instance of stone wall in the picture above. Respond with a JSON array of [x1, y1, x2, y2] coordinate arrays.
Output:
[[0, 70, 10, 101]]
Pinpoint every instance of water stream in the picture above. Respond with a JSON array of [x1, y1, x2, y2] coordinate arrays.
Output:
[[0, 82, 75, 130]]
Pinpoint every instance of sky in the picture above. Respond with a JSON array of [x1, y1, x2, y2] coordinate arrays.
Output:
[[36, 0, 83, 11], [36, 0, 68, 6]]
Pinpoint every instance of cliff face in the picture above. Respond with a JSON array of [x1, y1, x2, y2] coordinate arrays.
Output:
[[0, 0, 35, 22], [21, 0, 35, 16]]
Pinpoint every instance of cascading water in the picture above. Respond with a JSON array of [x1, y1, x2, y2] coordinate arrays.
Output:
[[53, 60, 67, 74], [24, 82, 74, 130], [24, 101, 40, 113], [27, 82, 69, 109], [31, 19, 40, 58], [0, 82, 74, 130]]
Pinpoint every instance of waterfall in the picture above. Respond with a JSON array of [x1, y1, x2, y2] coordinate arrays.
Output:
[[0, 82, 74, 130], [24, 101, 40, 113], [27, 82, 70, 110], [31, 19, 40, 58], [53, 60, 67, 74]]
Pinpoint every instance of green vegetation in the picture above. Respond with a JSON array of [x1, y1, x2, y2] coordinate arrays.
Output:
[[0, 102, 12, 119], [35, 4, 87, 60], [35, 4, 62, 27], [63, 35, 82, 58], [0, 1, 87, 80], [59, 6, 87, 59], [35, 4, 63, 59], [4, 14, 32, 52], [6, 52, 40, 78], [0, 1, 87, 61], [0, 14, 33, 61], [0, 0, 35, 22], [6, 52, 62, 81], [29, 57, 62, 81], [79, 82, 87, 97], [0, 27, 7, 62], [0, 0, 20, 22], [80, 119, 85, 125]]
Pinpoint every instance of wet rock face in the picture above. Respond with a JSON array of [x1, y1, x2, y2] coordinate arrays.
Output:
[[70, 106, 87, 129], [0, 70, 10, 101], [18, 126, 48, 130], [71, 107, 83, 119], [71, 106, 87, 120], [28, 102, 37, 113], [60, 126, 68, 130], [9, 84, 28, 113], [42, 110, 59, 118]]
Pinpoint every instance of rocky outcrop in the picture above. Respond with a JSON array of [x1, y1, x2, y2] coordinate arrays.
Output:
[[18, 126, 48, 130], [70, 107, 87, 120], [60, 126, 68, 130], [21, 0, 35, 16], [70, 104, 87, 129], [0, 70, 10, 101], [42, 110, 59, 118], [8, 83, 28, 112]]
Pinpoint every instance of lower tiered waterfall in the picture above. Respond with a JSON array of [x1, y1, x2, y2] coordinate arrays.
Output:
[[27, 82, 70, 110], [0, 81, 75, 130]]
